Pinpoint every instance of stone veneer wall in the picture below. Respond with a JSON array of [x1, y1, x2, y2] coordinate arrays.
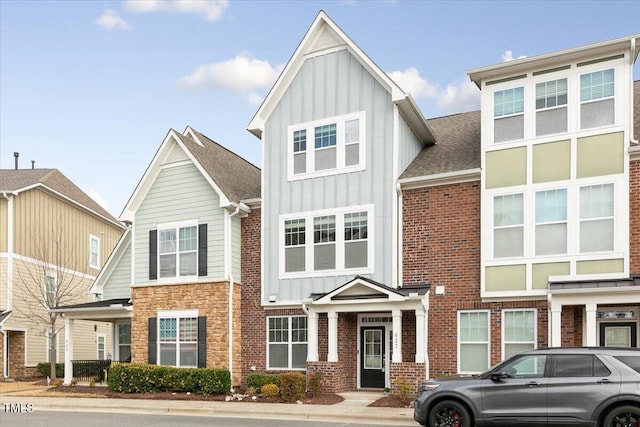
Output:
[[131, 281, 242, 385]]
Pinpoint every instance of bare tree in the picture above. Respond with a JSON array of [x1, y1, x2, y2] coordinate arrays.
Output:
[[12, 224, 90, 380]]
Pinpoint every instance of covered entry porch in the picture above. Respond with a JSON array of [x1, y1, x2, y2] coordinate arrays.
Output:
[[548, 275, 640, 348], [304, 276, 429, 394]]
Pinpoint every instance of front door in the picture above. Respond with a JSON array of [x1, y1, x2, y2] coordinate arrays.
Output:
[[599, 322, 637, 347], [360, 327, 385, 388]]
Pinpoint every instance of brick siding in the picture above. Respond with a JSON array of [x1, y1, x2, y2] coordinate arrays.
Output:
[[631, 158, 640, 274]]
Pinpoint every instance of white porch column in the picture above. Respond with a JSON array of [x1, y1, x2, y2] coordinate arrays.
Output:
[[392, 309, 402, 363], [327, 311, 338, 362], [415, 307, 426, 364], [63, 317, 74, 385], [307, 309, 319, 362], [585, 303, 598, 346], [550, 302, 563, 347]]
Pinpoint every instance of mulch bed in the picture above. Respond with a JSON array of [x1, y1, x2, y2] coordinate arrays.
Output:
[[368, 395, 413, 408]]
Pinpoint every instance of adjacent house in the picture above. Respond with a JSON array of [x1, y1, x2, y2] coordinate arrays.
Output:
[[54, 127, 260, 386], [0, 167, 124, 379]]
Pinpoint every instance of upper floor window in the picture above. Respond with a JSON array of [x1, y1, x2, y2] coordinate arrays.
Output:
[[281, 206, 372, 277], [536, 78, 567, 136], [580, 183, 614, 252], [535, 189, 567, 255], [44, 274, 57, 309], [494, 87, 524, 143], [493, 194, 524, 258], [89, 235, 100, 269], [580, 69, 614, 129], [149, 221, 207, 281], [288, 112, 366, 180]]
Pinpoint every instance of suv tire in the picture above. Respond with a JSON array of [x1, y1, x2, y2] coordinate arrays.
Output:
[[602, 405, 640, 427], [428, 400, 471, 427]]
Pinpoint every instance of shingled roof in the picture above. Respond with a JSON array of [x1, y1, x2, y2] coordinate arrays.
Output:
[[400, 110, 481, 179], [0, 168, 120, 225]]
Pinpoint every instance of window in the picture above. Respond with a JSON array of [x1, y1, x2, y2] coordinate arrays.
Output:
[[536, 78, 567, 136], [89, 235, 100, 269], [494, 87, 524, 142], [580, 69, 614, 129], [493, 194, 524, 258], [552, 355, 610, 377], [267, 316, 307, 370], [535, 189, 567, 255], [615, 356, 640, 374], [118, 323, 131, 362], [97, 334, 106, 360], [280, 206, 373, 277], [159, 315, 198, 367], [458, 311, 489, 373], [44, 274, 57, 309], [159, 224, 197, 278], [503, 310, 536, 359], [288, 112, 365, 180], [580, 184, 614, 252]]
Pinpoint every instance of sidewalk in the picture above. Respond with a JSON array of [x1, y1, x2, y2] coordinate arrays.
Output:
[[0, 386, 417, 426]]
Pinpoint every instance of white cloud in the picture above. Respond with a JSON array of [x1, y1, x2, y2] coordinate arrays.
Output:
[[501, 50, 527, 62], [95, 9, 132, 30], [124, 0, 229, 21], [88, 189, 110, 212], [388, 67, 479, 114], [178, 53, 283, 103]]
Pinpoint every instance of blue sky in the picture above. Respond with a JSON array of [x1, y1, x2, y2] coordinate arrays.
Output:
[[1, 0, 639, 217]]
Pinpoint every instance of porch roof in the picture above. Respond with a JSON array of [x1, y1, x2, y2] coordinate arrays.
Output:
[[0, 310, 11, 325], [51, 298, 132, 321], [549, 275, 640, 292]]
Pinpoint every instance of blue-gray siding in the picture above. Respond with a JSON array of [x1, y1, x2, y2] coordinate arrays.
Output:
[[102, 240, 132, 300], [398, 115, 423, 176]]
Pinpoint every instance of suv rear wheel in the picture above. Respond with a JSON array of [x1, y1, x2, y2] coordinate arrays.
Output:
[[428, 400, 471, 427], [602, 405, 640, 427]]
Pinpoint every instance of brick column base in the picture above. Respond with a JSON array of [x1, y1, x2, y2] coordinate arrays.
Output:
[[307, 361, 351, 393], [390, 362, 426, 398]]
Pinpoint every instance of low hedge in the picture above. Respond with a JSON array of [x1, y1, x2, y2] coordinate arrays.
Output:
[[246, 373, 280, 389], [108, 363, 231, 395], [279, 372, 306, 402], [36, 362, 64, 378]]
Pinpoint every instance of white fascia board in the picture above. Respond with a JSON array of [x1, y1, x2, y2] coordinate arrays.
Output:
[[312, 278, 405, 305], [469, 34, 640, 86], [630, 146, 640, 161], [182, 126, 204, 147], [90, 228, 131, 295], [394, 95, 436, 144], [398, 168, 481, 190]]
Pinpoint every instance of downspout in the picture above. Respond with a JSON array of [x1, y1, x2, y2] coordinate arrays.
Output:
[[630, 37, 639, 145], [421, 296, 429, 379], [225, 205, 241, 388]]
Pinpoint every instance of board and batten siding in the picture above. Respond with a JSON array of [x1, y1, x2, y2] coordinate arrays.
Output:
[[102, 241, 132, 300], [134, 161, 226, 284], [263, 49, 396, 303], [397, 115, 423, 176]]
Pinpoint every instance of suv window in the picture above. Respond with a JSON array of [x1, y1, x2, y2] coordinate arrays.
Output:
[[552, 355, 610, 377], [614, 356, 640, 373], [502, 355, 547, 378]]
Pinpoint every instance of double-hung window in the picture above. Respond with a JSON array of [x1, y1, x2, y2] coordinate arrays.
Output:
[[458, 311, 490, 373], [580, 183, 614, 252], [536, 78, 567, 136], [314, 215, 336, 270], [159, 313, 198, 367], [344, 212, 368, 268], [267, 316, 307, 370], [117, 323, 131, 362], [89, 235, 100, 269], [288, 111, 365, 180], [284, 219, 306, 272], [159, 223, 197, 278], [580, 69, 615, 129], [535, 189, 567, 255], [494, 87, 524, 142], [493, 194, 524, 258], [503, 309, 536, 359], [44, 274, 57, 309]]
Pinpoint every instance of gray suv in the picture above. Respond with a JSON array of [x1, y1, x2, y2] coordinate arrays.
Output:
[[414, 347, 640, 427]]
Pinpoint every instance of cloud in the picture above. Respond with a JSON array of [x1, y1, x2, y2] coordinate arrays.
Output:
[[88, 189, 110, 212], [178, 53, 283, 103], [124, 0, 229, 21], [95, 9, 132, 30], [501, 50, 527, 62], [388, 67, 479, 114]]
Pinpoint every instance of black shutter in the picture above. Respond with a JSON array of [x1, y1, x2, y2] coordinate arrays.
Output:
[[149, 230, 158, 280], [198, 224, 207, 277], [197, 316, 207, 368], [148, 317, 157, 364]]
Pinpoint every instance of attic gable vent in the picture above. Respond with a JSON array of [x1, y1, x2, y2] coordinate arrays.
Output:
[[309, 25, 343, 54]]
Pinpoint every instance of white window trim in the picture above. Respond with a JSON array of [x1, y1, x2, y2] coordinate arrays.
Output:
[[279, 204, 374, 279], [501, 309, 537, 360], [534, 188, 568, 256], [96, 333, 106, 360], [579, 182, 616, 254], [492, 192, 525, 260], [157, 219, 198, 283], [457, 310, 491, 374], [266, 315, 308, 371], [287, 111, 366, 181], [157, 309, 199, 368], [116, 322, 131, 362], [492, 86, 525, 144], [89, 234, 100, 270]]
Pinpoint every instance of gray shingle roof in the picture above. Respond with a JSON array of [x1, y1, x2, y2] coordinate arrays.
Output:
[[0, 168, 120, 224], [400, 110, 481, 179], [176, 129, 261, 204]]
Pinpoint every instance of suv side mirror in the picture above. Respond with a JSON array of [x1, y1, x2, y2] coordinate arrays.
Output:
[[490, 371, 510, 381]]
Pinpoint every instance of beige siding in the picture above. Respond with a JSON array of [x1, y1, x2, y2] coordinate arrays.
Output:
[[486, 147, 527, 189], [576, 259, 624, 275], [13, 188, 122, 276], [485, 264, 526, 291], [531, 262, 570, 290], [0, 258, 6, 308], [0, 197, 7, 252], [532, 140, 571, 183], [577, 132, 624, 178]]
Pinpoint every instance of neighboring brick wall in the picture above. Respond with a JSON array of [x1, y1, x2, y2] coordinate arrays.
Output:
[[389, 362, 425, 398], [631, 159, 640, 274], [7, 331, 26, 379], [307, 361, 350, 393], [131, 281, 242, 385]]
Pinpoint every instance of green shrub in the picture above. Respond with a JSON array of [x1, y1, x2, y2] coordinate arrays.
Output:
[[260, 383, 280, 398], [36, 362, 64, 378], [279, 372, 306, 402], [309, 371, 323, 397], [246, 373, 280, 389], [107, 363, 230, 395]]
